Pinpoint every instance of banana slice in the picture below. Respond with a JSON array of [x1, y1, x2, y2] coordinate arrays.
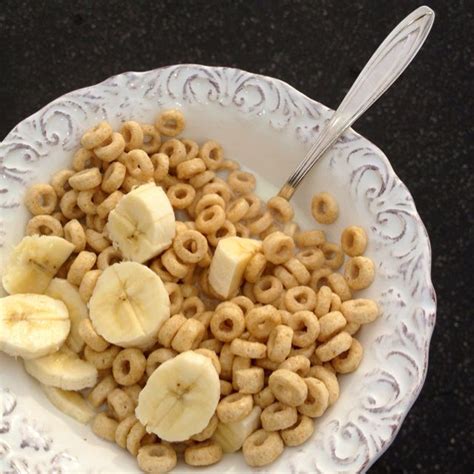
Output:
[[136, 351, 220, 442], [41, 384, 95, 424], [209, 237, 262, 298], [24, 346, 97, 390], [0, 294, 70, 359], [2, 235, 75, 294], [89, 261, 170, 347], [45, 278, 87, 353], [107, 183, 175, 263], [212, 406, 262, 453]]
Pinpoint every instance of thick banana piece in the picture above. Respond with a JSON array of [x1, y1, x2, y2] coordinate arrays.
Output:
[[0, 294, 70, 359], [89, 261, 170, 347], [107, 183, 175, 263], [212, 406, 262, 453], [209, 237, 262, 298], [2, 235, 75, 294], [136, 351, 220, 442], [24, 346, 97, 390], [45, 278, 87, 353], [41, 384, 95, 424]]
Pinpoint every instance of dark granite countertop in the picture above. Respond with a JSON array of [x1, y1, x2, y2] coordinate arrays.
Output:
[[1, 0, 472, 472]]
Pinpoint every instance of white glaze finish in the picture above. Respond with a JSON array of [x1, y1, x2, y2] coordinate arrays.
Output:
[[0, 65, 436, 473]]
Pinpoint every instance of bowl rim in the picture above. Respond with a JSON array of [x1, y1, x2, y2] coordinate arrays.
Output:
[[0, 63, 436, 472]]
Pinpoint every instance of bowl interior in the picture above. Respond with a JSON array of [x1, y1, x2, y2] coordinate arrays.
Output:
[[0, 65, 435, 473]]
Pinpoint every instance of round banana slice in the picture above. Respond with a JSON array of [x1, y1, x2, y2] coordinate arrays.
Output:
[[0, 294, 70, 359], [89, 261, 170, 347], [2, 235, 75, 294], [107, 183, 176, 263], [46, 278, 88, 353], [136, 351, 220, 442], [24, 346, 97, 390]]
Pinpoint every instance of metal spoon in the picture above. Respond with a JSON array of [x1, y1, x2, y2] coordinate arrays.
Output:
[[278, 6, 435, 200]]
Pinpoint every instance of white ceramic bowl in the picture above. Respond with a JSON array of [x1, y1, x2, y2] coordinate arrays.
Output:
[[0, 65, 436, 473]]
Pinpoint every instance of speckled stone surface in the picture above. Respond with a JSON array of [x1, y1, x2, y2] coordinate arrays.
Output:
[[1, 0, 473, 472]]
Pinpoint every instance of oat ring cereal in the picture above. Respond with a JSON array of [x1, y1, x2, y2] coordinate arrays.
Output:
[[296, 247, 325, 271], [195, 205, 226, 234], [308, 364, 340, 405], [78, 318, 109, 352], [279, 355, 310, 377], [216, 392, 253, 423], [24, 183, 57, 215], [202, 181, 233, 204], [230, 295, 255, 315], [234, 367, 264, 394], [67, 250, 97, 286], [267, 325, 293, 363], [115, 415, 138, 448], [171, 318, 205, 352], [315, 331, 353, 362], [268, 369, 308, 407], [253, 275, 283, 304], [281, 415, 315, 447], [177, 158, 206, 180], [157, 314, 187, 347], [318, 310, 347, 342], [160, 138, 187, 168], [140, 124, 161, 154], [161, 248, 189, 279], [344, 256, 376, 290], [124, 149, 154, 180], [340, 298, 379, 324], [84, 345, 120, 370], [261, 402, 298, 431], [245, 305, 281, 340], [97, 246, 122, 270], [298, 377, 329, 418], [184, 440, 223, 467], [107, 388, 135, 421], [311, 192, 339, 224], [267, 196, 294, 223], [310, 267, 332, 291], [94, 132, 126, 162], [189, 170, 215, 189], [78, 269, 102, 303], [332, 338, 364, 374], [230, 338, 266, 359], [101, 161, 126, 193], [199, 140, 224, 170], [137, 442, 177, 472], [248, 211, 274, 236], [112, 349, 147, 386], [263, 231, 295, 264], [50, 169, 74, 198], [121, 121, 144, 151], [26, 215, 63, 237], [146, 348, 178, 378], [226, 197, 250, 223], [155, 109, 185, 137], [287, 310, 320, 348], [92, 412, 118, 442], [62, 219, 86, 251], [242, 430, 284, 467], [227, 170, 256, 194], [81, 121, 113, 149], [284, 286, 317, 312], [210, 304, 245, 342], [194, 194, 226, 215], [150, 152, 170, 182]]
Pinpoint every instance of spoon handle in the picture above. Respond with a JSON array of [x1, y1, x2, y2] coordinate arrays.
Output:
[[278, 6, 435, 200]]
